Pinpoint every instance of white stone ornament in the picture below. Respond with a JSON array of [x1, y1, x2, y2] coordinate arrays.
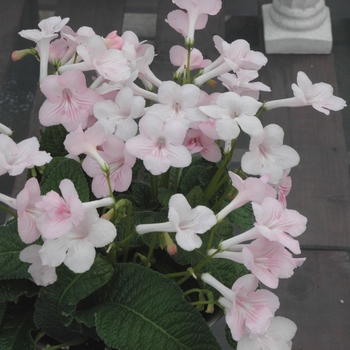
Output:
[[262, 0, 332, 54]]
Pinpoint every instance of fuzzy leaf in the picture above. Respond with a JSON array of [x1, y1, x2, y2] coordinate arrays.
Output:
[[0, 280, 39, 303], [186, 186, 207, 207], [131, 182, 152, 208], [80, 263, 222, 350], [0, 220, 30, 280], [0, 302, 36, 350], [40, 157, 89, 201], [34, 257, 113, 342], [39, 124, 68, 157]]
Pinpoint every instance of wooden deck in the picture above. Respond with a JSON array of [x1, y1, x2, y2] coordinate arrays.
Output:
[[0, 0, 349, 349]]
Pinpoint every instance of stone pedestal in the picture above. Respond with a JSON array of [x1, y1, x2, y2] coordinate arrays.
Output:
[[262, 0, 333, 54]]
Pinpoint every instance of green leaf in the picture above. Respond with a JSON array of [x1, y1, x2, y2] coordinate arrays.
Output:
[[0, 220, 31, 280], [0, 280, 39, 303], [131, 182, 152, 208], [34, 257, 113, 342], [83, 263, 222, 350], [40, 158, 89, 201], [180, 165, 207, 194], [157, 187, 174, 208], [214, 218, 234, 241], [185, 186, 207, 207], [227, 203, 255, 231], [39, 124, 68, 157], [0, 302, 36, 350]]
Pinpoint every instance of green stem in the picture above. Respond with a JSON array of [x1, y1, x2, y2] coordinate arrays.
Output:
[[176, 249, 220, 286], [164, 271, 188, 278], [0, 204, 17, 218], [211, 182, 233, 213], [206, 226, 217, 252], [186, 45, 192, 84], [160, 168, 170, 188], [150, 174, 159, 200], [173, 168, 181, 192], [256, 103, 267, 118], [34, 330, 45, 345], [146, 232, 158, 266], [122, 200, 133, 263], [184, 288, 212, 296], [204, 139, 236, 200]]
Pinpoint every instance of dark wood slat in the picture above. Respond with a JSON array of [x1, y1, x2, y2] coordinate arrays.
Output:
[[258, 0, 350, 248], [274, 250, 350, 350], [55, 0, 127, 36]]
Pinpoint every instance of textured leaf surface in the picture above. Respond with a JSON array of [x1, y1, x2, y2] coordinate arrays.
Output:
[[87, 263, 222, 350], [39, 124, 68, 157], [0, 302, 36, 350], [0, 280, 39, 303], [34, 257, 113, 342], [40, 158, 89, 201], [0, 220, 30, 280]]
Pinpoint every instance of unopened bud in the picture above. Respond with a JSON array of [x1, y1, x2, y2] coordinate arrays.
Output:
[[11, 48, 36, 62], [206, 79, 217, 88], [163, 232, 177, 255], [102, 208, 114, 221]]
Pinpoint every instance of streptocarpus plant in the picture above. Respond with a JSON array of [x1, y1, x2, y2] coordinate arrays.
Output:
[[0, 1, 346, 349]]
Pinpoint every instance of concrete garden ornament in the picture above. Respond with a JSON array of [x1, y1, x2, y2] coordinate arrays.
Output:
[[0, 0, 346, 349]]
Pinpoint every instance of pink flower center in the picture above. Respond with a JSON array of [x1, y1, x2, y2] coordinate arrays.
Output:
[[157, 137, 166, 149]]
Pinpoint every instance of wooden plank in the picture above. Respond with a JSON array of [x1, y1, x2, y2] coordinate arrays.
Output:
[[257, 0, 350, 248], [274, 250, 350, 350], [55, 0, 127, 36]]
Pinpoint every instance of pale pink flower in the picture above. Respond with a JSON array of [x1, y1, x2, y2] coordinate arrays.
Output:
[[125, 114, 191, 175], [136, 194, 217, 251], [35, 179, 85, 240], [19, 16, 69, 82], [218, 70, 271, 100], [199, 91, 263, 141], [183, 129, 221, 162], [195, 37, 267, 86], [48, 37, 68, 64], [19, 245, 57, 286], [252, 197, 307, 254], [0, 135, 52, 176], [237, 316, 297, 350], [242, 237, 305, 288], [168, 0, 222, 43], [94, 87, 145, 141], [39, 209, 117, 273], [202, 273, 279, 340], [39, 70, 103, 132], [147, 81, 207, 126], [165, 10, 208, 40], [59, 35, 131, 83], [103, 30, 124, 49], [216, 172, 266, 222], [16, 178, 44, 244], [271, 169, 292, 208], [170, 45, 211, 75], [64, 123, 108, 170], [241, 124, 300, 184], [265, 71, 347, 115], [82, 134, 136, 198]]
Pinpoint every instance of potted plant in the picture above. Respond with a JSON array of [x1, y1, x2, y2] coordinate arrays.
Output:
[[0, 0, 346, 349]]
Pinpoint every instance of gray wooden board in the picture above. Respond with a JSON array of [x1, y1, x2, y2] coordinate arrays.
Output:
[[257, 0, 350, 248], [273, 249, 350, 350]]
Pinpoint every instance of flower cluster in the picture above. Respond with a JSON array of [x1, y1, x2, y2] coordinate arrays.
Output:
[[1, 1, 346, 349]]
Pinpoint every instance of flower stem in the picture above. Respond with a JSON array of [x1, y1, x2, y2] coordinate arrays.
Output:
[[150, 174, 159, 200], [43, 337, 88, 350], [122, 200, 133, 262], [205, 139, 236, 200], [145, 232, 158, 266], [0, 204, 17, 218]]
